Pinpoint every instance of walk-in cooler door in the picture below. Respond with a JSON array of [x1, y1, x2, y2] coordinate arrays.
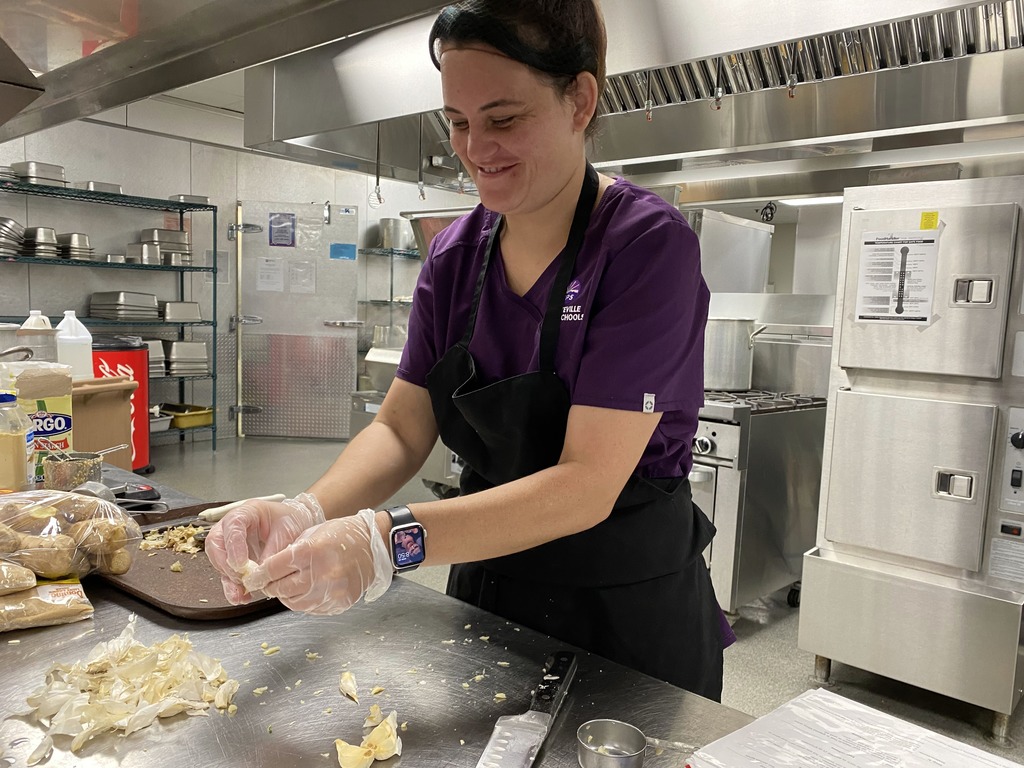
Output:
[[824, 390, 997, 571], [837, 203, 1018, 378]]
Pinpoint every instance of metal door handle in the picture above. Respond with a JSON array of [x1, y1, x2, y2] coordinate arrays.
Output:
[[229, 314, 263, 332], [688, 467, 715, 483], [324, 320, 363, 328]]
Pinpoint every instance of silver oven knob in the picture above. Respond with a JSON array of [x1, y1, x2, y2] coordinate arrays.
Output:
[[693, 435, 715, 455]]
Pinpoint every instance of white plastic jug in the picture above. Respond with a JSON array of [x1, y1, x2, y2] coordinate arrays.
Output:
[[55, 310, 93, 381], [21, 310, 52, 330]]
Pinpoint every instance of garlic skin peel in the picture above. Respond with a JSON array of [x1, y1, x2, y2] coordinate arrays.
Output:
[[21, 615, 238, 763]]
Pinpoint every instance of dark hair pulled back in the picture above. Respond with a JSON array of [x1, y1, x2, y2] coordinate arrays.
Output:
[[429, 0, 606, 137]]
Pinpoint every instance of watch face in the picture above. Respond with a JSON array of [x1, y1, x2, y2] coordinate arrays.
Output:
[[392, 525, 425, 569]]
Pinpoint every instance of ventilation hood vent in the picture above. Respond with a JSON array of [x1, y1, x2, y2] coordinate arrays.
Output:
[[0, 35, 43, 130], [245, 0, 1024, 198]]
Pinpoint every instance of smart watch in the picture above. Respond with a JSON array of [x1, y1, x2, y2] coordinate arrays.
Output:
[[385, 505, 427, 572]]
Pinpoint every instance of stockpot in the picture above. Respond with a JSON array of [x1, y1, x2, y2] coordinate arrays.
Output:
[[703, 318, 766, 391]]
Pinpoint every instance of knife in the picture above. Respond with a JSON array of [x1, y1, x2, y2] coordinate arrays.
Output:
[[475, 650, 578, 768]]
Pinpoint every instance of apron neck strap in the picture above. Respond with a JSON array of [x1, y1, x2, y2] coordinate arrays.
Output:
[[539, 163, 599, 371], [459, 163, 601, 368]]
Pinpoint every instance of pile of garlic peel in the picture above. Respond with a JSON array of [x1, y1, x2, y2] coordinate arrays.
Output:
[[20, 615, 238, 764], [335, 708, 402, 768]]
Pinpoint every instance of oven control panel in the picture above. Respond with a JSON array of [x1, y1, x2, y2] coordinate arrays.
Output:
[[693, 420, 742, 464], [999, 407, 1024, 513]]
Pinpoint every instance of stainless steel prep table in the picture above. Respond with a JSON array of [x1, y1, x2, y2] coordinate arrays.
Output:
[[0, 577, 752, 766]]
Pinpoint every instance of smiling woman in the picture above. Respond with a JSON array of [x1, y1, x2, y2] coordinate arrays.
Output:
[[206, 0, 724, 702]]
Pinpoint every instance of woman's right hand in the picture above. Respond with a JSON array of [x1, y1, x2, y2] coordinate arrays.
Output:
[[205, 492, 325, 604]]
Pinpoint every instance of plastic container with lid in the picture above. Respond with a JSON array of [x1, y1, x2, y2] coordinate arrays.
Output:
[[21, 310, 52, 330], [55, 310, 93, 381], [0, 391, 34, 491]]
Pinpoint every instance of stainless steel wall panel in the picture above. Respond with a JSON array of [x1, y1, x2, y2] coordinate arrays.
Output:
[[825, 390, 997, 571], [800, 549, 1024, 714], [241, 332, 355, 439], [1006, 0, 1024, 47], [837, 204, 1019, 379]]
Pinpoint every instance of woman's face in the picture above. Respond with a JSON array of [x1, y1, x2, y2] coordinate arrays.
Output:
[[440, 44, 592, 216]]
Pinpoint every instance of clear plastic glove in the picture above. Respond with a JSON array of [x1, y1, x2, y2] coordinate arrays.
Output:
[[246, 509, 393, 615], [206, 492, 325, 605]]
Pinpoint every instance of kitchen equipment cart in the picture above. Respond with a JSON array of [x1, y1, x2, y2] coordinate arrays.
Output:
[[0, 179, 219, 452]]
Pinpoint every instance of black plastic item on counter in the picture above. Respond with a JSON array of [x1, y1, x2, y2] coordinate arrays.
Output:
[[90, 333, 145, 350]]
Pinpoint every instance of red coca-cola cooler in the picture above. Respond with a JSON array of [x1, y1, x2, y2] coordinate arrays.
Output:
[[92, 335, 151, 472]]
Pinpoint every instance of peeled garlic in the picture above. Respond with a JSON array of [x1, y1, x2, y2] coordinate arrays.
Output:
[[339, 671, 359, 703], [334, 739, 375, 768]]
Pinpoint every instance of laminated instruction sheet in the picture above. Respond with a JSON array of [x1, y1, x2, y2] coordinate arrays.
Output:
[[687, 688, 1019, 768], [855, 229, 941, 325]]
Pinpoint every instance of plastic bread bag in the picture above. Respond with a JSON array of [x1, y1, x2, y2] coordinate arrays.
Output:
[[0, 577, 93, 633], [0, 490, 143, 579]]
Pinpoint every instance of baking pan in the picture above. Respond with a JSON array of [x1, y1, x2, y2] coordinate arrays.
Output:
[[161, 301, 202, 321], [138, 227, 190, 245], [73, 181, 123, 194], [12, 161, 66, 179], [169, 194, 210, 204], [90, 291, 159, 307]]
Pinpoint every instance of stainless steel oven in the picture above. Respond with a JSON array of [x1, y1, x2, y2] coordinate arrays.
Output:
[[693, 391, 827, 613], [799, 177, 1024, 741]]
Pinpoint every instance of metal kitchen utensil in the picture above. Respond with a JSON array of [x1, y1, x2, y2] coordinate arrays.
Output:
[[0, 345, 32, 361], [36, 436, 74, 462], [139, 227, 190, 245], [43, 452, 103, 490], [73, 181, 123, 194], [12, 161, 66, 179], [577, 720, 696, 768], [474, 650, 577, 768], [96, 443, 130, 457]]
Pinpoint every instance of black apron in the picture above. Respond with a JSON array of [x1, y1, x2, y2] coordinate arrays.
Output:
[[425, 164, 723, 699]]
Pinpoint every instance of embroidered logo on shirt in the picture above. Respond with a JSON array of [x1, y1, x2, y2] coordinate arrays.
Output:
[[562, 279, 585, 322]]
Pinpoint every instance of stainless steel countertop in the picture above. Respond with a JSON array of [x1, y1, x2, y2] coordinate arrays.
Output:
[[0, 578, 753, 767]]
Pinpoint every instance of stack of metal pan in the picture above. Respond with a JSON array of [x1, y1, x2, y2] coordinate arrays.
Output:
[[12, 161, 67, 187], [163, 340, 209, 376], [137, 227, 194, 266], [89, 291, 160, 321], [0, 166, 18, 182], [143, 339, 166, 378], [0, 217, 24, 257], [20, 227, 59, 258], [57, 233, 95, 261]]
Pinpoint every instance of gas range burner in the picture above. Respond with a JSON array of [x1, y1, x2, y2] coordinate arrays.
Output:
[[704, 389, 828, 413]]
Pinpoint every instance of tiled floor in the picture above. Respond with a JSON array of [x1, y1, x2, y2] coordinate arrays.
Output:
[[150, 436, 1024, 763]]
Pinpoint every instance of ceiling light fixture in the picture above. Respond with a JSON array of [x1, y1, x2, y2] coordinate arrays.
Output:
[[778, 195, 845, 207]]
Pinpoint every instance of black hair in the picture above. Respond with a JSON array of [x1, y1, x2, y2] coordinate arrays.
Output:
[[428, 0, 606, 136]]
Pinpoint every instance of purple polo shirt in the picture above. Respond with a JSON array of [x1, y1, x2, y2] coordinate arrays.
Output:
[[396, 177, 709, 477]]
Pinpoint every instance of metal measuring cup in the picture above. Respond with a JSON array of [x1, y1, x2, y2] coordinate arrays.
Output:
[[577, 720, 695, 768]]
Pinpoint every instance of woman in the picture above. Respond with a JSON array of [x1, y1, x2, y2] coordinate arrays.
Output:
[[207, 0, 723, 699]]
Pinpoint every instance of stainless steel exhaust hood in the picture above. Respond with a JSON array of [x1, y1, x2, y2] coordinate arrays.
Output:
[[245, 0, 1024, 198], [0, 36, 43, 130]]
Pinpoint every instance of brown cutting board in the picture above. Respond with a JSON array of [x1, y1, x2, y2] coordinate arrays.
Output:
[[97, 502, 284, 621]]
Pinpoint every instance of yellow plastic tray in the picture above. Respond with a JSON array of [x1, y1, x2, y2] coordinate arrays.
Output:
[[158, 403, 214, 429]]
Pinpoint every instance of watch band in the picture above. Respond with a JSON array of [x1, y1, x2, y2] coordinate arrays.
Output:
[[385, 505, 415, 528]]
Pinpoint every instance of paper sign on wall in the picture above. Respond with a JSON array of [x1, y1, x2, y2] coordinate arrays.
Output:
[[257, 256, 285, 292], [855, 229, 941, 325], [269, 212, 297, 247], [330, 243, 357, 261]]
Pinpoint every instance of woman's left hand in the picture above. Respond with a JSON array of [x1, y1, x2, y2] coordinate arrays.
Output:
[[249, 509, 394, 615]]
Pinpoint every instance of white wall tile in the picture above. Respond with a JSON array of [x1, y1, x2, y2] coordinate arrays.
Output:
[[26, 120, 191, 199], [238, 153, 335, 206]]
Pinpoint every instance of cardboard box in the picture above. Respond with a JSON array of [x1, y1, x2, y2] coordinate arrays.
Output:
[[71, 376, 139, 471]]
